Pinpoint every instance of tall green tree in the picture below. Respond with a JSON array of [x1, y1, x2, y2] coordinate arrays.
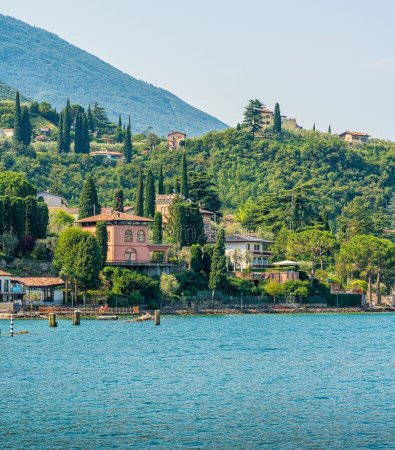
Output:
[[74, 111, 83, 153], [115, 115, 124, 143], [36, 201, 49, 239], [180, 152, 189, 198], [123, 119, 133, 163], [273, 102, 282, 134], [185, 203, 206, 245], [143, 169, 155, 218], [87, 104, 95, 132], [202, 244, 214, 278], [313, 123, 316, 131], [158, 164, 164, 195], [209, 228, 227, 299], [243, 99, 264, 138], [11, 197, 25, 241], [95, 221, 108, 267], [13, 91, 23, 144], [114, 189, 124, 212], [57, 112, 64, 153], [63, 99, 72, 153], [24, 196, 38, 239], [328, 125, 332, 134], [152, 211, 163, 243], [172, 202, 188, 247], [21, 106, 32, 146], [81, 112, 90, 153], [191, 244, 203, 273], [135, 169, 144, 216], [78, 176, 101, 219]]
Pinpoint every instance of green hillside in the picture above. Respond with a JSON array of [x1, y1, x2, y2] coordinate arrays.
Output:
[[0, 82, 28, 101], [0, 14, 228, 137], [0, 127, 393, 237]]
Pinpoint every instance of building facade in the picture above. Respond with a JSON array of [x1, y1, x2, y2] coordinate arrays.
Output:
[[260, 108, 300, 131], [168, 131, 186, 149], [77, 212, 169, 265], [225, 234, 273, 271], [339, 131, 369, 144], [0, 270, 12, 302]]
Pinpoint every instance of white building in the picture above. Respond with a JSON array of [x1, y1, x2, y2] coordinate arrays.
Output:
[[11, 277, 65, 305], [225, 234, 272, 271], [0, 270, 12, 302]]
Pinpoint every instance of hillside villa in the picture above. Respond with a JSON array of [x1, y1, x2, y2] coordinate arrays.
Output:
[[168, 131, 186, 149], [339, 131, 369, 144], [260, 108, 301, 131], [76, 211, 171, 268], [225, 234, 273, 271]]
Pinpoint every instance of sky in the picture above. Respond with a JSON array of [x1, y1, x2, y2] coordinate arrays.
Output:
[[1, 0, 395, 139]]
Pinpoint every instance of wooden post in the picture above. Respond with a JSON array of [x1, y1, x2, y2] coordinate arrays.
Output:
[[10, 314, 13, 337], [49, 313, 57, 327], [72, 310, 80, 326], [154, 310, 160, 326]]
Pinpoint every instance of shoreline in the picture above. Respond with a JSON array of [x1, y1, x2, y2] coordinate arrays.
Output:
[[1, 306, 394, 320]]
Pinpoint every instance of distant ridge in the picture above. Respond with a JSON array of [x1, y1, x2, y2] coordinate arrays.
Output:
[[0, 14, 228, 136], [0, 81, 28, 101]]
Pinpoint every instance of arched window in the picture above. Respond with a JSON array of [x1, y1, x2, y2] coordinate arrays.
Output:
[[124, 229, 132, 242], [124, 248, 136, 262], [137, 230, 145, 242]]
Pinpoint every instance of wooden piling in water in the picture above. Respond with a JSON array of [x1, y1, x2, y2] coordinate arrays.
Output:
[[154, 310, 160, 326], [10, 315, 13, 337], [49, 313, 57, 327], [72, 310, 80, 326]]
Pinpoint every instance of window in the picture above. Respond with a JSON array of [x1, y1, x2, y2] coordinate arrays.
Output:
[[254, 244, 260, 251], [246, 244, 250, 250], [137, 230, 145, 242], [124, 229, 132, 242], [125, 248, 136, 262]]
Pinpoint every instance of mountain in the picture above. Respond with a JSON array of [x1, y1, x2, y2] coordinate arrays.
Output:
[[0, 81, 28, 101], [0, 14, 228, 136]]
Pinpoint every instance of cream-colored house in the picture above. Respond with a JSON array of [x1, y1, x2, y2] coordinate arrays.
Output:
[[339, 131, 369, 144], [260, 108, 300, 131], [225, 234, 272, 271], [168, 131, 186, 149]]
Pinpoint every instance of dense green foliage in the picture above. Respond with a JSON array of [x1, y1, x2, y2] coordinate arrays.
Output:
[[95, 221, 108, 267], [113, 189, 124, 212], [143, 169, 155, 218], [78, 176, 101, 219], [152, 211, 163, 243], [0, 14, 227, 136]]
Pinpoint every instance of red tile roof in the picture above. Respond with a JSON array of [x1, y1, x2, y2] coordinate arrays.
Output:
[[340, 130, 370, 137], [0, 270, 12, 276], [77, 212, 153, 223], [11, 277, 65, 287]]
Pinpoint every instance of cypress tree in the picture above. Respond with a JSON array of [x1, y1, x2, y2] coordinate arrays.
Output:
[[2, 196, 12, 233], [63, 99, 72, 153], [202, 244, 214, 277], [74, 234, 101, 292], [74, 111, 83, 153], [273, 102, 282, 134], [328, 125, 332, 134], [87, 104, 95, 132], [115, 115, 123, 143], [57, 112, 64, 153], [152, 211, 163, 243], [185, 203, 206, 245], [11, 197, 25, 241], [158, 164, 164, 195], [143, 169, 155, 218], [36, 201, 49, 239], [13, 91, 23, 144], [0, 198, 4, 236], [95, 221, 108, 267], [135, 169, 144, 216], [209, 228, 227, 298], [81, 112, 90, 153], [78, 176, 101, 219], [21, 106, 32, 146], [191, 244, 203, 273], [123, 118, 133, 163], [114, 189, 124, 212], [173, 202, 187, 247], [313, 123, 316, 131], [24, 196, 38, 239], [180, 151, 189, 198]]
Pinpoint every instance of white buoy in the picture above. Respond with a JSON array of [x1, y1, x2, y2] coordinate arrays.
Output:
[[10, 315, 14, 337]]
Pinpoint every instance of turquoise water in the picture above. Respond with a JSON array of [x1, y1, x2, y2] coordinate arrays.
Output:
[[0, 314, 394, 449]]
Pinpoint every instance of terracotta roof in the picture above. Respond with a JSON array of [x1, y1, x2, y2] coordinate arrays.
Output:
[[11, 277, 65, 287], [77, 212, 153, 223], [200, 208, 214, 215], [168, 131, 186, 136], [225, 234, 273, 244], [340, 130, 370, 137], [0, 270, 12, 276]]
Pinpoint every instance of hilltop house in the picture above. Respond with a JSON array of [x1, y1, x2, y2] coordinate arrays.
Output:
[[260, 108, 301, 131], [225, 234, 273, 271], [339, 131, 369, 144], [77, 212, 170, 269], [168, 131, 186, 149]]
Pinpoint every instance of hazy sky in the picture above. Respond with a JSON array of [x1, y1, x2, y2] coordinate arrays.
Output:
[[1, 0, 395, 139]]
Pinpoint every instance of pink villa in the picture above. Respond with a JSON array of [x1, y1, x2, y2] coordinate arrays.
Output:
[[77, 212, 170, 265]]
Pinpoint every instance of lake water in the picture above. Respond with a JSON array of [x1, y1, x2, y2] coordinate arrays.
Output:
[[0, 314, 394, 449]]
